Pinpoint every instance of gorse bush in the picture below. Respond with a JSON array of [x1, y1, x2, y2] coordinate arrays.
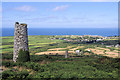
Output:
[[2, 53, 13, 60], [2, 55, 119, 79], [17, 49, 30, 62], [2, 69, 30, 79], [2, 61, 17, 67]]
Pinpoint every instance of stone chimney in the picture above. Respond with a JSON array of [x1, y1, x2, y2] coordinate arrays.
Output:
[[13, 22, 29, 62]]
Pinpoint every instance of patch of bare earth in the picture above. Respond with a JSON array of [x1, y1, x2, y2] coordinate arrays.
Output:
[[48, 46, 73, 51], [2, 66, 35, 74], [69, 46, 84, 51], [1, 66, 8, 72], [84, 53, 90, 55], [35, 46, 84, 55], [35, 51, 75, 55], [40, 60, 51, 65], [104, 52, 118, 58], [96, 47, 110, 51], [85, 47, 119, 58]]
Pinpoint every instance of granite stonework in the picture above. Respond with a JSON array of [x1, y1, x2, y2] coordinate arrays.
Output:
[[13, 22, 29, 62]]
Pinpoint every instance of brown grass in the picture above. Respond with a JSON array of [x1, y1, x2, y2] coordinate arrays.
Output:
[[48, 46, 73, 51], [69, 46, 84, 51], [2, 66, 34, 74], [35, 51, 75, 55], [85, 47, 119, 58]]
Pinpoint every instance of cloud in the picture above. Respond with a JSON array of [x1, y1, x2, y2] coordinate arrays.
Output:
[[53, 5, 69, 11], [14, 5, 36, 12], [23, 15, 58, 23]]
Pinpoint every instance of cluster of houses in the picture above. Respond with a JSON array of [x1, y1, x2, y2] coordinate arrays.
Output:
[[106, 44, 120, 48], [48, 35, 120, 48], [49, 35, 105, 42]]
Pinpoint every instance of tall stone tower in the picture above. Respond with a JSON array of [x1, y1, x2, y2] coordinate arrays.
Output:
[[13, 22, 29, 62]]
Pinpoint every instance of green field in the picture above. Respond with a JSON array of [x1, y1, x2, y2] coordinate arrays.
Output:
[[2, 35, 64, 54], [1, 35, 119, 79]]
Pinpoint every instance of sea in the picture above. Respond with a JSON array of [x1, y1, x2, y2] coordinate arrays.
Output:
[[2, 28, 118, 37]]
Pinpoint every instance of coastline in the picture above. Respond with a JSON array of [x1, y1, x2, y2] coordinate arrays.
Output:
[[2, 28, 118, 37]]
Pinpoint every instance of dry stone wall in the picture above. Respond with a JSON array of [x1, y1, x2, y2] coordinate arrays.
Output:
[[13, 22, 29, 62]]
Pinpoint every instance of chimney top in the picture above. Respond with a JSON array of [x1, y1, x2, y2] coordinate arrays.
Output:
[[15, 22, 19, 24], [15, 22, 27, 26], [20, 23, 27, 26]]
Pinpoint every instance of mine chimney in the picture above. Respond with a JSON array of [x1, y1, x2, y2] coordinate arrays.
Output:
[[13, 22, 29, 62]]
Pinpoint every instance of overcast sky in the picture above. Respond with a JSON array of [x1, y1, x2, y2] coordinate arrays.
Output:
[[2, 2, 118, 28]]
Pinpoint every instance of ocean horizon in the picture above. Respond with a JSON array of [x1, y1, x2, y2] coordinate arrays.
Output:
[[2, 28, 118, 37]]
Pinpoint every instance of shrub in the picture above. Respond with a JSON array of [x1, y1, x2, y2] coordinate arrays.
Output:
[[2, 69, 30, 79], [17, 49, 30, 62], [2, 54, 13, 60], [16, 70, 29, 79], [2, 61, 17, 67]]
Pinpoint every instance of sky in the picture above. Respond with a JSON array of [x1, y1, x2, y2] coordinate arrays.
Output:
[[2, 2, 118, 28], [1, 0, 119, 2]]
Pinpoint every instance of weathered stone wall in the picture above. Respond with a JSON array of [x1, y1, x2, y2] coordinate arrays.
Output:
[[13, 22, 29, 62]]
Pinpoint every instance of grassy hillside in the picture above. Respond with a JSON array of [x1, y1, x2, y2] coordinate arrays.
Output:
[[2, 54, 119, 79], [2, 36, 63, 54], [1, 35, 119, 79]]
